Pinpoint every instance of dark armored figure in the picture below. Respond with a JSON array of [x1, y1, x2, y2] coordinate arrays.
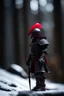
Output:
[[26, 23, 50, 91]]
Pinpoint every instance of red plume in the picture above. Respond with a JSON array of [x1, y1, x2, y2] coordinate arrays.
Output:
[[28, 23, 43, 36]]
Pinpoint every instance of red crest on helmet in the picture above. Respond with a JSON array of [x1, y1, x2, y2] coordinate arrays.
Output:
[[28, 23, 43, 36]]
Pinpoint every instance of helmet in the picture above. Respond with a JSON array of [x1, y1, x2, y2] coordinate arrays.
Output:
[[28, 23, 44, 38]]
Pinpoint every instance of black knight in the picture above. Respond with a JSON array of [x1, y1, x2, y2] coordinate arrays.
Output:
[[26, 23, 50, 91]]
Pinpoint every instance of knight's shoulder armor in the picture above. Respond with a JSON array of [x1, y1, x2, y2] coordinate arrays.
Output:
[[37, 38, 49, 51], [37, 38, 49, 46]]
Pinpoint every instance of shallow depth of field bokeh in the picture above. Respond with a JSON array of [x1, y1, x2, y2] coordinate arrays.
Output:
[[0, 0, 64, 83]]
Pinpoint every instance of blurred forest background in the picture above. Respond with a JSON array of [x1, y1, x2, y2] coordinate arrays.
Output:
[[0, 0, 64, 83]]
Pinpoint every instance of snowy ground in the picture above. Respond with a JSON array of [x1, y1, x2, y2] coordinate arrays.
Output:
[[0, 68, 64, 96]]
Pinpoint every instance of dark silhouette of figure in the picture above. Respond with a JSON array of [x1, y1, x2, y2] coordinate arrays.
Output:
[[26, 23, 50, 91]]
